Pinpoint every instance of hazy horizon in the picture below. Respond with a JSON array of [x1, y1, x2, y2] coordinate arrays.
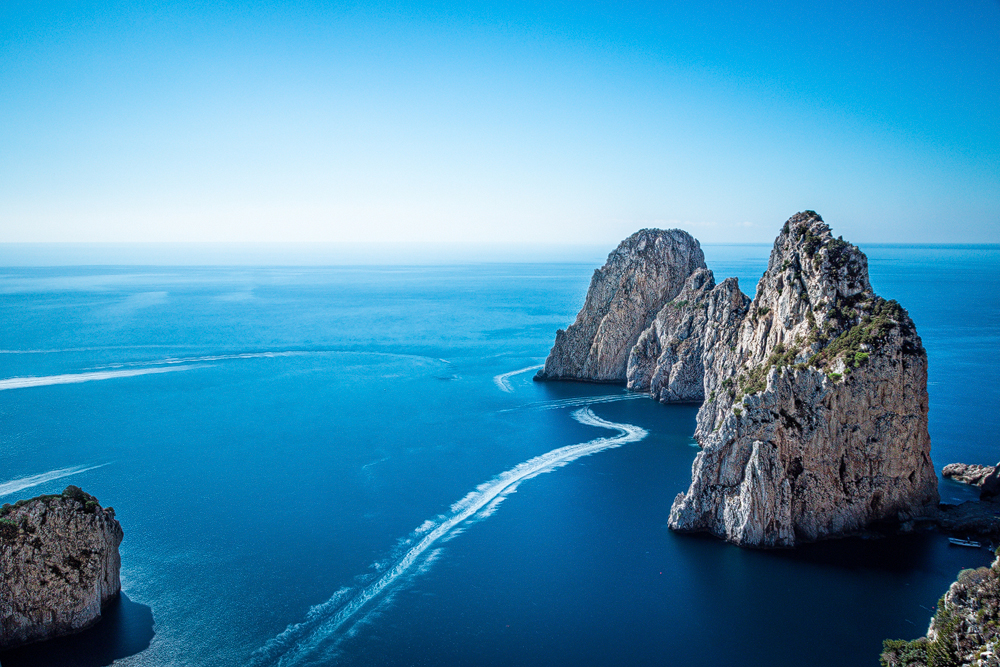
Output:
[[2, 239, 997, 267]]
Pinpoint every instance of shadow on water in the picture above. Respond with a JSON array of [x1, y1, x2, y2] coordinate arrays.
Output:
[[0, 593, 154, 667]]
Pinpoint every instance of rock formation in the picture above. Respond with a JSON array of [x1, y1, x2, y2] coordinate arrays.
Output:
[[0, 486, 123, 649], [668, 211, 938, 546], [881, 548, 1000, 667], [535, 229, 706, 383], [943, 463, 997, 487], [929, 501, 1000, 537], [626, 269, 751, 403], [540, 211, 939, 547], [944, 462, 1000, 501]]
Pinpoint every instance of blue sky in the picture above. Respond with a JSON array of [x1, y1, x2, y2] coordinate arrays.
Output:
[[1, 1, 997, 245]]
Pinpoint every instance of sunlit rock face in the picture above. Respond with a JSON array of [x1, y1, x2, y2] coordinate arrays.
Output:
[[540, 211, 938, 547], [0, 486, 123, 649], [668, 211, 938, 546], [535, 229, 706, 383]]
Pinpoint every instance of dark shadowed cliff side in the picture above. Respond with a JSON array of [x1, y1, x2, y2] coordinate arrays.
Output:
[[0, 486, 123, 649], [535, 228, 706, 383]]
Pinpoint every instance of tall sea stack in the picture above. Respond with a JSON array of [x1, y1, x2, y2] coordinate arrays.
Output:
[[668, 211, 938, 546], [539, 211, 939, 547], [535, 228, 706, 383]]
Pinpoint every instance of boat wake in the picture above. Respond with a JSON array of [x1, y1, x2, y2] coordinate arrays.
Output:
[[0, 350, 451, 392], [250, 407, 647, 667], [0, 463, 110, 498], [492, 364, 544, 393], [0, 366, 200, 391], [500, 393, 647, 412]]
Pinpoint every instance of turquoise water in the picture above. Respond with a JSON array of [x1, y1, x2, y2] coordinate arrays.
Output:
[[0, 245, 996, 666]]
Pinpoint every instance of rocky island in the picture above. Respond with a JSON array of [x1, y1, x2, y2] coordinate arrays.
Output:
[[539, 211, 940, 546], [0, 486, 123, 649]]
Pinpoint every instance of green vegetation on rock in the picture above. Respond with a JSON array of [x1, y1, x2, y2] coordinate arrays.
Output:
[[0, 485, 101, 519], [881, 550, 1000, 667]]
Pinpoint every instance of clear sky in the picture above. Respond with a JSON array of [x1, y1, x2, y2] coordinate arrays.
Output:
[[1, 1, 997, 245]]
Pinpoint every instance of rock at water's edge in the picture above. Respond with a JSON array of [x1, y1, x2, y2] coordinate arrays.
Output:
[[0, 486, 123, 649], [536, 228, 706, 383], [943, 462, 997, 488], [668, 211, 939, 546], [626, 268, 752, 404]]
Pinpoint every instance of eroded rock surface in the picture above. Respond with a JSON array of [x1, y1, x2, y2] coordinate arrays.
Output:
[[668, 211, 938, 546], [0, 486, 123, 649], [627, 268, 726, 402], [536, 229, 706, 383], [943, 463, 997, 487], [540, 211, 939, 547]]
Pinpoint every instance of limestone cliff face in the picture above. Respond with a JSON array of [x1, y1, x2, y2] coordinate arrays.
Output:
[[668, 211, 939, 546], [0, 486, 123, 649], [536, 229, 706, 383], [626, 269, 751, 403]]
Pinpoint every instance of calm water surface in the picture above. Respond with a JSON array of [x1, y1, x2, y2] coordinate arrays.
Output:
[[0, 245, 996, 666]]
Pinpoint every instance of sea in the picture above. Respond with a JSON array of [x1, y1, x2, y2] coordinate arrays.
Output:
[[0, 243, 997, 667]]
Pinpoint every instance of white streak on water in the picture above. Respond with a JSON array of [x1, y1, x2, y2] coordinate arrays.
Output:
[[0, 463, 110, 498], [499, 393, 647, 412], [250, 407, 646, 667], [0, 365, 199, 391], [492, 364, 544, 393]]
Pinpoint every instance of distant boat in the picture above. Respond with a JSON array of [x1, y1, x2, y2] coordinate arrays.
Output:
[[948, 537, 983, 548]]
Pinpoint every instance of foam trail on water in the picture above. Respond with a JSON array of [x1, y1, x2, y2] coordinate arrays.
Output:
[[0, 365, 200, 391], [499, 393, 647, 413], [0, 463, 110, 498], [493, 364, 544, 393], [250, 407, 646, 667], [108, 351, 306, 367]]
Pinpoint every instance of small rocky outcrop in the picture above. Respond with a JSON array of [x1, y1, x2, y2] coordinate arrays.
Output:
[[626, 268, 753, 403], [945, 462, 1000, 501], [536, 229, 706, 383], [0, 486, 123, 649], [668, 212, 939, 546], [944, 463, 997, 488], [881, 548, 1000, 667]]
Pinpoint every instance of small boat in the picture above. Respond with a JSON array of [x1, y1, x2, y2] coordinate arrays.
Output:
[[948, 537, 983, 548]]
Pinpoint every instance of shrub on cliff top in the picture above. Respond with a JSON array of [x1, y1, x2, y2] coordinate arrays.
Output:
[[0, 486, 100, 519]]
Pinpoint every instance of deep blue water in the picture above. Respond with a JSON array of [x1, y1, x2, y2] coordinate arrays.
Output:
[[0, 245, 997, 667]]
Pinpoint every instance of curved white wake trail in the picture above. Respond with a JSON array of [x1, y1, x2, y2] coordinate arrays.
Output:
[[250, 407, 647, 667], [0, 463, 110, 498], [493, 364, 544, 393], [498, 393, 647, 413], [0, 366, 200, 391]]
